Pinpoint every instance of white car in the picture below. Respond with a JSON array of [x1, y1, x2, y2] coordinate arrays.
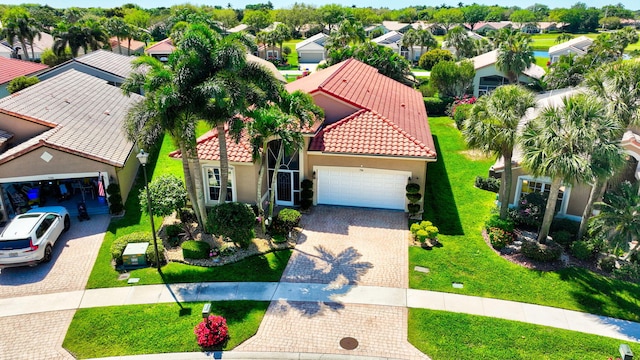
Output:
[[0, 206, 70, 268]]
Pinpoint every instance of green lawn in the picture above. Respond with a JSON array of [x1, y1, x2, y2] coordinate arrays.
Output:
[[409, 309, 627, 360], [86, 126, 291, 289], [282, 39, 302, 68], [529, 31, 640, 52], [412, 116, 640, 322], [63, 301, 268, 359]]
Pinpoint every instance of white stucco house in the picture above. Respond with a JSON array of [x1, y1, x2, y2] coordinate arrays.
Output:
[[548, 36, 594, 64], [468, 50, 546, 97]]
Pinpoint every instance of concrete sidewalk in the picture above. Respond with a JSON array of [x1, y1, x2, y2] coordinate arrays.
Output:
[[1, 282, 639, 343]]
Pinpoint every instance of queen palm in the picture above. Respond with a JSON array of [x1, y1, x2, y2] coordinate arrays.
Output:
[[401, 28, 419, 63], [1, 8, 39, 61], [495, 30, 534, 84], [106, 17, 130, 55], [415, 27, 437, 59], [520, 94, 619, 243], [462, 85, 536, 219], [589, 181, 640, 260]]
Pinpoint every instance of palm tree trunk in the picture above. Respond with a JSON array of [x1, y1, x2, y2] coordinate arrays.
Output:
[[31, 44, 35, 60], [279, 42, 283, 62], [538, 177, 562, 243], [19, 40, 30, 61], [216, 121, 230, 204], [117, 36, 123, 54], [578, 180, 608, 240], [256, 140, 268, 234], [127, 38, 132, 56], [178, 142, 203, 227], [187, 152, 207, 229], [499, 151, 513, 219], [268, 142, 284, 220]]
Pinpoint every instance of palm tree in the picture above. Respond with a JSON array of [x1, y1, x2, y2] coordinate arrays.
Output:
[[82, 19, 109, 52], [577, 60, 640, 239], [401, 29, 419, 63], [444, 25, 471, 59], [555, 33, 573, 44], [272, 23, 291, 62], [520, 94, 619, 243], [462, 85, 536, 219], [1, 8, 39, 61], [107, 17, 130, 55], [326, 19, 365, 51], [415, 27, 437, 59], [495, 30, 535, 84], [589, 181, 640, 260], [52, 21, 86, 57]]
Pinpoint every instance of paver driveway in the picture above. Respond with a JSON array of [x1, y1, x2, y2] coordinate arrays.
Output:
[[239, 206, 428, 360], [0, 215, 109, 360]]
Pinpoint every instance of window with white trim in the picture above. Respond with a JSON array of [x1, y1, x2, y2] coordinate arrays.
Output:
[[519, 179, 565, 212], [204, 167, 234, 202]]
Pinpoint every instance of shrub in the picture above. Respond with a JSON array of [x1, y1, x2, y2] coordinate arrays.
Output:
[[411, 220, 439, 241], [300, 179, 314, 211], [453, 103, 473, 130], [510, 192, 547, 229], [550, 230, 573, 248], [416, 229, 429, 243], [301, 179, 313, 189], [165, 223, 183, 247], [276, 208, 301, 233], [571, 240, 593, 261], [7, 76, 39, 94], [419, 81, 436, 97], [488, 227, 514, 250], [474, 176, 500, 193], [424, 97, 454, 115], [485, 214, 514, 232], [406, 183, 421, 194], [181, 240, 211, 259], [194, 315, 229, 348], [598, 255, 617, 272], [410, 223, 422, 235], [206, 202, 255, 248], [408, 203, 421, 214], [406, 192, 422, 203], [613, 262, 640, 283], [110, 231, 165, 266], [521, 239, 563, 262], [139, 175, 187, 217], [550, 218, 580, 235], [418, 49, 454, 70], [179, 207, 197, 224], [107, 183, 123, 214]]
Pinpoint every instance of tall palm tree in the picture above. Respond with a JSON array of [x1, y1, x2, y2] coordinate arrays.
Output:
[[589, 181, 640, 260], [326, 19, 365, 51], [462, 85, 536, 219], [1, 8, 39, 61], [272, 23, 291, 62], [52, 21, 85, 57], [82, 19, 109, 52], [577, 60, 640, 239], [444, 25, 471, 59], [415, 27, 437, 59], [401, 28, 419, 63], [495, 30, 534, 84], [106, 17, 130, 55], [555, 33, 573, 44], [520, 94, 619, 243]]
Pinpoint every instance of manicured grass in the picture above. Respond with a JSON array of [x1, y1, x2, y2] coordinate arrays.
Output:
[[282, 39, 301, 67], [86, 129, 292, 289], [63, 301, 268, 359], [409, 309, 626, 360], [412, 116, 640, 322], [529, 31, 640, 52]]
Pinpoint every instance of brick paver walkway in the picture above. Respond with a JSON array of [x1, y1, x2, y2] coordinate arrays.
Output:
[[239, 206, 428, 359], [0, 310, 75, 360], [0, 215, 110, 299]]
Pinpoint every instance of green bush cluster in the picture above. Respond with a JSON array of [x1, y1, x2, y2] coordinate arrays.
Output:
[[418, 49, 454, 70], [271, 208, 302, 235], [423, 97, 454, 116], [110, 231, 166, 266], [410, 221, 439, 243], [488, 227, 514, 250], [475, 176, 500, 193], [107, 183, 123, 214], [165, 223, 183, 247], [206, 202, 255, 248], [613, 262, 640, 283], [571, 240, 593, 260], [521, 239, 563, 262], [453, 103, 473, 130], [300, 179, 313, 211], [550, 218, 580, 235], [598, 255, 617, 273], [485, 214, 514, 232], [181, 240, 211, 259], [550, 230, 574, 248]]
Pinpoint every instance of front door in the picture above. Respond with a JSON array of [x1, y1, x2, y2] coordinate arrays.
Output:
[[276, 170, 294, 206]]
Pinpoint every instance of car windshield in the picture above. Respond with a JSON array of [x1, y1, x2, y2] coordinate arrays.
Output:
[[0, 238, 31, 250]]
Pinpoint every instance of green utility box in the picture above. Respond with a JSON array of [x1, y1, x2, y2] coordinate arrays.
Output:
[[123, 242, 149, 268]]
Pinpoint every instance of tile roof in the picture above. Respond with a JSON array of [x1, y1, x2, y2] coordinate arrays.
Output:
[[372, 31, 403, 45], [549, 36, 593, 54], [0, 57, 48, 85], [296, 33, 329, 50], [0, 69, 143, 167], [470, 50, 546, 79], [73, 50, 137, 79], [286, 58, 436, 159], [382, 21, 411, 32], [109, 37, 146, 51], [169, 127, 253, 163], [145, 38, 174, 55], [309, 109, 436, 157]]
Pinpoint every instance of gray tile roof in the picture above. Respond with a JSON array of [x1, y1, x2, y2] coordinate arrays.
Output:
[[74, 49, 136, 79], [0, 69, 143, 167]]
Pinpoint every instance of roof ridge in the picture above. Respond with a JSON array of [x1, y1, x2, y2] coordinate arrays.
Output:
[[322, 109, 368, 132]]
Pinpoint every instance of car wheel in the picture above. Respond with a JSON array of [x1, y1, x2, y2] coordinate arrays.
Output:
[[42, 245, 53, 263], [64, 215, 71, 232]]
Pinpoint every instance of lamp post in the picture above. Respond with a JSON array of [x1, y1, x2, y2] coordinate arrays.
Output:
[[137, 149, 161, 270]]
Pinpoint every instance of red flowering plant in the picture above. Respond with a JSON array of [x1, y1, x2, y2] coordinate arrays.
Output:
[[194, 315, 229, 348], [446, 94, 477, 117]]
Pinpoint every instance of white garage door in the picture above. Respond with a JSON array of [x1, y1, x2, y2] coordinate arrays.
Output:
[[316, 167, 410, 210]]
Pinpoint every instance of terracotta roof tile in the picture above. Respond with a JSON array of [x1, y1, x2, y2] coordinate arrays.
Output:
[[309, 110, 436, 157], [145, 38, 175, 54], [0, 57, 48, 85], [287, 58, 436, 159], [169, 127, 253, 163]]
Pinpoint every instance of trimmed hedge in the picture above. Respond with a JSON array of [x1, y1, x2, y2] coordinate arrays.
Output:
[[182, 240, 211, 259], [475, 176, 500, 193], [271, 208, 301, 235], [424, 97, 454, 116], [406, 183, 420, 194], [522, 239, 563, 262]]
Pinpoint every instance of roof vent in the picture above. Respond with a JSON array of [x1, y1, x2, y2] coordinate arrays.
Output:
[[64, 99, 70, 104], [401, 103, 406, 107], [342, 79, 347, 82], [104, 110, 110, 116]]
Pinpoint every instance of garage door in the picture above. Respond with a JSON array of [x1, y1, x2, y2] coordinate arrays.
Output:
[[316, 167, 410, 210]]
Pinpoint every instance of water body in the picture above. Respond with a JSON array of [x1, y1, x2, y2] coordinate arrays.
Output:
[[533, 50, 549, 59]]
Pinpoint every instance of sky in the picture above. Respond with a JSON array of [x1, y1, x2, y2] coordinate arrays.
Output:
[[1, 0, 638, 11]]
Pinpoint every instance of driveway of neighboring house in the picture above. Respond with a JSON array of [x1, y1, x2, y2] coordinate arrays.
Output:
[[238, 206, 428, 360], [0, 215, 109, 360]]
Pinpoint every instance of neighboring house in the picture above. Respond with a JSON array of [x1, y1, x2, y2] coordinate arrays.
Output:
[[371, 31, 426, 62], [443, 31, 484, 56], [537, 22, 565, 33], [296, 33, 329, 63], [226, 23, 250, 34], [411, 21, 446, 35], [364, 24, 386, 37], [548, 36, 593, 64], [37, 50, 136, 87], [0, 57, 48, 98], [473, 21, 513, 35], [381, 21, 412, 33], [172, 58, 437, 211], [468, 49, 546, 97], [0, 43, 13, 58], [145, 38, 286, 82], [254, 44, 281, 60], [0, 70, 144, 221], [109, 37, 146, 55], [1, 31, 54, 61]]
